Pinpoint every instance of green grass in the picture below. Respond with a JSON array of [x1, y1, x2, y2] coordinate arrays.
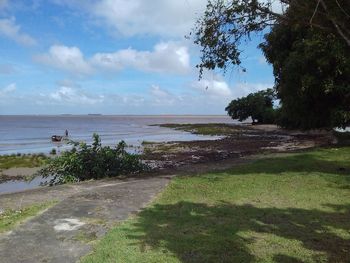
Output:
[[83, 147, 350, 263], [141, 141, 157, 145], [158, 123, 243, 136], [0, 201, 56, 233], [0, 154, 48, 170]]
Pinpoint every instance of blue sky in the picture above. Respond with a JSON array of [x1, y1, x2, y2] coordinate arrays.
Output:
[[0, 0, 274, 115]]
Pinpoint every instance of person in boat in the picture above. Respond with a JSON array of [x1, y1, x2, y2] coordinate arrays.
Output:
[[51, 135, 62, 142]]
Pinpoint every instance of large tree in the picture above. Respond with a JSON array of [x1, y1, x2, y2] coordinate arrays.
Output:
[[260, 21, 350, 129], [193, 0, 350, 129]]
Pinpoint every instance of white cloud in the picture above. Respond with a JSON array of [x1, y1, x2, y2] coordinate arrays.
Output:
[[36, 42, 190, 75], [0, 83, 16, 97], [0, 17, 36, 46], [91, 42, 190, 74], [93, 0, 205, 37], [192, 74, 232, 98], [231, 83, 273, 98], [35, 45, 92, 75], [51, 0, 286, 38], [52, 0, 206, 37], [149, 85, 177, 106], [49, 86, 104, 105]]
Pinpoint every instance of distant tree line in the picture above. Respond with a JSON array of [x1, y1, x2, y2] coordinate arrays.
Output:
[[193, 0, 350, 129]]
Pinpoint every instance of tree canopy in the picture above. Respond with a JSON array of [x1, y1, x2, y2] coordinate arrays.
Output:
[[193, 0, 350, 75], [260, 20, 350, 129], [225, 89, 277, 124], [193, 0, 350, 129]]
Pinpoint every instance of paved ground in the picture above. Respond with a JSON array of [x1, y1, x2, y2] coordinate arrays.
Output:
[[0, 175, 172, 263]]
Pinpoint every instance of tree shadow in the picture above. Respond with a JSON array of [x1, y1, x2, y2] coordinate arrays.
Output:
[[126, 201, 350, 262], [202, 151, 350, 188]]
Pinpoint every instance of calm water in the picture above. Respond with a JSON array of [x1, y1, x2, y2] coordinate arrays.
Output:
[[0, 115, 235, 155]]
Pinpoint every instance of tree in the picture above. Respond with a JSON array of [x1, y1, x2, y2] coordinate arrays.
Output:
[[193, 0, 350, 76], [225, 89, 277, 124], [260, 22, 350, 129], [193, 0, 350, 129]]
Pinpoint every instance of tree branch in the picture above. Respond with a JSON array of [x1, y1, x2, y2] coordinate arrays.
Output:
[[310, 0, 321, 25], [320, 0, 350, 47]]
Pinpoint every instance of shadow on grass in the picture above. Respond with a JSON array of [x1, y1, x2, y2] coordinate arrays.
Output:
[[128, 201, 350, 262], [121, 148, 350, 262], [205, 149, 350, 188], [231, 152, 349, 175]]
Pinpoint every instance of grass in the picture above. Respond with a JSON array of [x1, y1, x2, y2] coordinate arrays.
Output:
[[0, 201, 56, 233], [158, 123, 244, 136], [141, 141, 157, 145], [0, 153, 48, 170], [83, 147, 350, 263]]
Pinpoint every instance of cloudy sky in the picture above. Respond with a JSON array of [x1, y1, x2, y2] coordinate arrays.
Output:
[[0, 0, 273, 115]]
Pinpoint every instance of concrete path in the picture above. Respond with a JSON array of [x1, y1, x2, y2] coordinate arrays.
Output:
[[0, 176, 172, 263]]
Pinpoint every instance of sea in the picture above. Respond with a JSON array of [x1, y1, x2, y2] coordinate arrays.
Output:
[[0, 115, 235, 155]]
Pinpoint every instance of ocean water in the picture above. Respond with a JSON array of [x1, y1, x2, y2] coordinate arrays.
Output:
[[0, 115, 235, 155]]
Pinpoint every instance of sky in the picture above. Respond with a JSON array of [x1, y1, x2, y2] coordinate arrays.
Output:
[[0, 0, 274, 115]]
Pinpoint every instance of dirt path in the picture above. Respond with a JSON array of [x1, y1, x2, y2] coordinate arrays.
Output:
[[0, 175, 172, 263]]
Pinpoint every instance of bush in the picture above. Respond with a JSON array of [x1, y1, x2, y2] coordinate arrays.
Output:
[[50, 148, 57, 155], [37, 133, 149, 185]]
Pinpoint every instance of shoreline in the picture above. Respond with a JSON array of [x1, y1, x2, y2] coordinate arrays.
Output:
[[0, 123, 337, 195]]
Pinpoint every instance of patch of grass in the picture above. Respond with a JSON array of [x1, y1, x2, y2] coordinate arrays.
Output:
[[0, 201, 56, 233], [0, 153, 48, 170], [141, 142, 191, 158], [141, 141, 156, 145], [74, 230, 98, 244], [83, 147, 350, 263], [158, 123, 243, 136]]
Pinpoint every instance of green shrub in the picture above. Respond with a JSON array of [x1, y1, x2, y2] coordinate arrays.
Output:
[[50, 148, 57, 155], [37, 133, 149, 185]]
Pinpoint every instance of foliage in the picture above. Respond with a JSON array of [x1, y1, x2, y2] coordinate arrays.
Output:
[[37, 133, 148, 185], [83, 147, 350, 263], [159, 123, 243, 136], [193, 0, 350, 76], [260, 13, 350, 129], [193, 0, 350, 129], [225, 89, 277, 124]]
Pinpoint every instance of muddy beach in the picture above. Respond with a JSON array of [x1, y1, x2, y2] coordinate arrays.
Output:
[[0, 123, 335, 194], [142, 123, 335, 172]]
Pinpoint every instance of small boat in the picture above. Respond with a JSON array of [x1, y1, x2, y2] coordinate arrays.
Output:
[[51, 135, 63, 142]]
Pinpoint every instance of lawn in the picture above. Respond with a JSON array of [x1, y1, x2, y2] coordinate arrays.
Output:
[[83, 147, 350, 263]]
